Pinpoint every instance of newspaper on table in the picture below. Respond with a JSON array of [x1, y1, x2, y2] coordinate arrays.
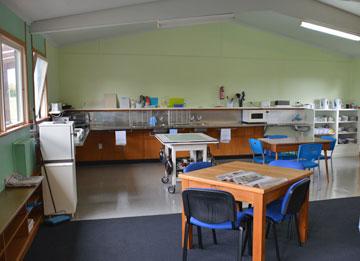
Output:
[[5, 173, 43, 188], [216, 170, 287, 189]]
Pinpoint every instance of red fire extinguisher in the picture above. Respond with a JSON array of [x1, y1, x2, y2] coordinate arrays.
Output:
[[219, 86, 225, 100]]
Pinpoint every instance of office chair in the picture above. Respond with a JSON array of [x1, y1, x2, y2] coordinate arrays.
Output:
[[319, 136, 336, 173], [182, 189, 248, 261], [244, 178, 311, 261], [249, 138, 274, 164]]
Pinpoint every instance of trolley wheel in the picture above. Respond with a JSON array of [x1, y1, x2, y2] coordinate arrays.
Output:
[[168, 185, 176, 194], [161, 176, 169, 184]]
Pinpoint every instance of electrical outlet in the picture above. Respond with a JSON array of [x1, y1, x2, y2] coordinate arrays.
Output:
[[98, 143, 103, 150]]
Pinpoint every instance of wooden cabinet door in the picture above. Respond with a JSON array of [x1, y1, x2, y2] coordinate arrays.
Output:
[[144, 132, 162, 160], [123, 131, 145, 160], [206, 129, 236, 156], [100, 131, 121, 161], [76, 131, 102, 162], [239, 126, 265, 155]]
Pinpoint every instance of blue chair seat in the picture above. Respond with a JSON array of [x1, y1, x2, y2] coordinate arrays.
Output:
[[190, 212, 248, 230], [253, 155, 275, 164], [244, 200, 285, 223], [298, 160, 318, 169], [269, 160, 304, 170]]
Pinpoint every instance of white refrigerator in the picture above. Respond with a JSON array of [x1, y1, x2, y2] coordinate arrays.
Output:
[[39, 121, 77, 216]]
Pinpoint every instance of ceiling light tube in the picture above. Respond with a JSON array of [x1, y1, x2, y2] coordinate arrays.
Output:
[[157, 13, 235, 29], [300, 21, 360, 41]]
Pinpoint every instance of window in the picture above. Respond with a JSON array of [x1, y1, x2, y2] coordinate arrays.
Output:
[[0, 36, 27, 131], [33, 52, 48, 120]]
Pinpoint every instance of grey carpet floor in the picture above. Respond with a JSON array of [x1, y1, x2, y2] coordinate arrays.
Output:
[[26, 197, 360, 261]]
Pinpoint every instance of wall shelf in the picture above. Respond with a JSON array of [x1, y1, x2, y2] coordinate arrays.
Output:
[[0, 184, 43, 261], [313, 108, 359, 157]]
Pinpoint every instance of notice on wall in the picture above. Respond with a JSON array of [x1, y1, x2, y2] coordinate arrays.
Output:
[[115, 131, 127, 146], [220, 128, 231, 143]]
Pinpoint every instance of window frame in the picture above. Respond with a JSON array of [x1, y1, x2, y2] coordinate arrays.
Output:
[[32, 50, 49, 122], [0, 33, 28, 133]]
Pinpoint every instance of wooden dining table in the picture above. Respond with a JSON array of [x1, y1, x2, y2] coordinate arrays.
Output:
[[179, 161, 312, 261], [259, 137, 332, 182]]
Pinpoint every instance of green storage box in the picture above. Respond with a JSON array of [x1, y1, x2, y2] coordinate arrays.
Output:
[[12, 138, 36, 177]]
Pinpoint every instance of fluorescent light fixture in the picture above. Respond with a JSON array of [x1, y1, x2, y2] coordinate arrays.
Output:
[[157, 13, 235, 29], [300, 21, 360, 41]]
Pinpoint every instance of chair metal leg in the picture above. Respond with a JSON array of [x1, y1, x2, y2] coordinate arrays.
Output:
[[212, 229, 218, 245], [287, 216, 292, 240], [183, 223, 189, 261], [237, 227, 244, 261], [331, 158, 334, 174], [242, 222, 249, 254], [248, 220, 253, 256], [197, 226, 203, 249], [272, 222, 281, 261], [266, 221, 271, 239], [237, 201, 243, 211], [294, 215, 303, 247]]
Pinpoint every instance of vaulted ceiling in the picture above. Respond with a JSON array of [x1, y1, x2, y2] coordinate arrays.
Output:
[[1, 0, 360, 56]]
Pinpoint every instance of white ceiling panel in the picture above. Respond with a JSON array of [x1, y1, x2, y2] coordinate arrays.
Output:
[[237, 10, 360, 57], [318, 0, 360, 16], [2, 0, 360, 56], [0, 0, 163, 22], [45, 22, 156, 46]]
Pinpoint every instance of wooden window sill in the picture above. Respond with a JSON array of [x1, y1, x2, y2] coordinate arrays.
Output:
[[0, 123, 32, 138], [36, 117, 50, 124]]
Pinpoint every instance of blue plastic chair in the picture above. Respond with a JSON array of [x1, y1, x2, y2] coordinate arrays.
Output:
[[269, 160, 305, 170], [319, 136, 336, 173], [183, 162, 212, 173], [249, 138, 274, 164], [297, 143, 322, 176], [182, 189, 248, 261], [244, 178, 311, 261]]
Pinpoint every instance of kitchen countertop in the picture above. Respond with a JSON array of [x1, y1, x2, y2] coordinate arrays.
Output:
[[90, 123, 266, 130], [89, 122, 312, 131], [67, 106, 309, 112]]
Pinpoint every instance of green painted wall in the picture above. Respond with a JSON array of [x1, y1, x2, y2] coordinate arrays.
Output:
[[0, 3, 46, 191], [32, 34, 46, 55], [58, 22, 352, 108], [47, 42, 60, 103], [349, 59, 360, 103], [0, 3, 25, 41]]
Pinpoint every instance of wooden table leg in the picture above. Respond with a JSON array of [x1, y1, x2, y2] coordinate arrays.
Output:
[[298, 190, 309, 243], [253, 195, 266, 261], [181, 179, 193, 249], [275, 152, 279, 160], [323, 150, 329, 182]]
